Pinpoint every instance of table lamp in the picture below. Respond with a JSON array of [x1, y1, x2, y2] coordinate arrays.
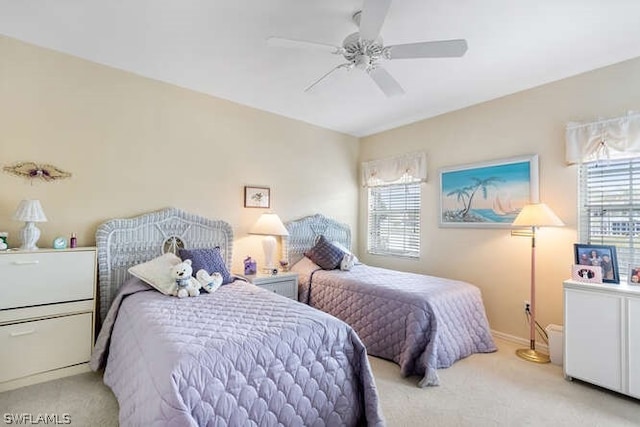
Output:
[[13, 199, 48, 250], [249, 212, 289, 272], [511, 202, 564, 363]]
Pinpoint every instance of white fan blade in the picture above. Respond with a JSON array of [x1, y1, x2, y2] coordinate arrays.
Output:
[[369, 67, 405, 97], [304, 63, 352, 93], [267, 37, 343, 54], [386, 39, 468, 59], [359, 0, 392, 41]]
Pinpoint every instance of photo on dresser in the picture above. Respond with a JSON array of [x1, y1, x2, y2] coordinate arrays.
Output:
[[574, 243, 619, 284], [629, 267, 640, 285], [571, 264, 603, 284]]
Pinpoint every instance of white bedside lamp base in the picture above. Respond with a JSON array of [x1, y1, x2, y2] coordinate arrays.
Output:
[[19, 221, 41, 250], [261, 235, 276, 271], [249, 212, 289, 273]]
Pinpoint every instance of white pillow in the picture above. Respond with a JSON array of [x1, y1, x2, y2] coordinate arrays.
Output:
[[291, 256, 321, 273], [128, 253, 182, 295], [331, 241, 361, 264]]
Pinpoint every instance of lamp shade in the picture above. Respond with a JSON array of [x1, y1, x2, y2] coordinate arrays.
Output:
[[249, 212, 289, 236], [12, 200, 48, 222], [512, 203, 563, 228]]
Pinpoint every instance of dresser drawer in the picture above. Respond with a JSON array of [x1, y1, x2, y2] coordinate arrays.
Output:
[[0, 312, 93, 383], [0, 250, 95, 310], [258, 280, 297, 300]]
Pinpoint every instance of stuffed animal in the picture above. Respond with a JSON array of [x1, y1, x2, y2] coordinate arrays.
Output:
[[340, 253, 355, 271], [170, 259, 201, 298], [196, 270, 223, 293]]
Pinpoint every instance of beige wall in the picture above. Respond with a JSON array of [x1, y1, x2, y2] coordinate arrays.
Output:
[[359, 56, 640, 340], [0, 36, 359, 272], [3, 34, 640, 342]]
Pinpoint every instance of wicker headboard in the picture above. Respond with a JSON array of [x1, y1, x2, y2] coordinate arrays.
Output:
[[95, 207, 233, 322], [283, 214, 351, 266]]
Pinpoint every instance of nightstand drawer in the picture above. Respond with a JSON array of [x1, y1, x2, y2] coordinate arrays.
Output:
[[0, 250, 96, 310], [0, 312, 93, 383], [257, 280, 297, 299], [239, 272, 299, 301]]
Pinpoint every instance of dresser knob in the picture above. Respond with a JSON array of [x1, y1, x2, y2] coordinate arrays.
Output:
[[11, 260, 40, 266], [10, 329, 35, 337]]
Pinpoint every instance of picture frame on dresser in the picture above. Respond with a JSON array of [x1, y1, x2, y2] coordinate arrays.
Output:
[[571, 264, 603, 284], [573, 243, 619, 284], [629, 267, 640, 285]]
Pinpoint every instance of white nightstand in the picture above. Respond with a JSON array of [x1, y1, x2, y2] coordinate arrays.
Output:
[[0, 247, 97, 392], [239, 271, 298, 301]]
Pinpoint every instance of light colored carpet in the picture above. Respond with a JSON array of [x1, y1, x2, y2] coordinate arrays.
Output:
[[1, 338, 639, 426]]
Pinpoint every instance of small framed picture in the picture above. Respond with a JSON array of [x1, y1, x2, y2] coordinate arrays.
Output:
[[571, 264, 603, 284], [629, 267, 640, 285], [574, 243, 619, 284], [244, 186, 270, 208]]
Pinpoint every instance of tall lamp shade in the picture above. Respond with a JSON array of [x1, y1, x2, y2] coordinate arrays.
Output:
[[511, 203, 564, 363], [12, 199, 48, 250], [249, 212, 289, 271]]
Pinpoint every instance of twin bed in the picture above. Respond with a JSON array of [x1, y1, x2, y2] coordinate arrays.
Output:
[[284, 214, 496, 388], [91, 208, 495, 425], [90, 208, 382, 426]]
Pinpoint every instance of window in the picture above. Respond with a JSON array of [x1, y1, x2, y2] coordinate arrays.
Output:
[[579, 157, 640, 278], [367, 181, 420, 258]]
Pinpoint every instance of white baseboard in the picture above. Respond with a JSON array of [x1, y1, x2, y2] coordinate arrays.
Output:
[[491, 330, 549, 354], [0, 363, 90, 393]]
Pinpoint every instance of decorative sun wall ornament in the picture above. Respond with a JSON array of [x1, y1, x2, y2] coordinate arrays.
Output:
[[3, 162, 72, 182]]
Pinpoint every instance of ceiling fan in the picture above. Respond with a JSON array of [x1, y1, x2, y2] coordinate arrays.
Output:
[[267, 0, 468, 97]]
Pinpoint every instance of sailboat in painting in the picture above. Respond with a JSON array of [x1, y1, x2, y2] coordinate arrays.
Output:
[[492, 193, 518, 216]]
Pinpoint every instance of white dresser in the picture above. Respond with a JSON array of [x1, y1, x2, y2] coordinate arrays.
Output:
[[0, 247, 97, 392], [563, 279, 640, 398]]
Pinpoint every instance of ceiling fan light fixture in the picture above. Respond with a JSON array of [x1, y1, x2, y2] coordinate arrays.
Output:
[[267, 0, 467, 97], [355, 55, 372, 70]]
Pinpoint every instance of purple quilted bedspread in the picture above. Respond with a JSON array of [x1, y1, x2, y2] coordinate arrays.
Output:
[[293, 261, 497, 387], [91, 278, 384, 426]]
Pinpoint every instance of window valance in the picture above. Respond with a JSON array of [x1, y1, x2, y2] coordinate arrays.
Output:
[[361, 152, 427, 187], [565, 112, 640, 164]]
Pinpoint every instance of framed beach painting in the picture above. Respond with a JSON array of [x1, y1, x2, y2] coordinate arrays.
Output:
[[439, 155, 539, 228]]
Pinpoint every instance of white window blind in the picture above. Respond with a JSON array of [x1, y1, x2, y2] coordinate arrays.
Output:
[[368, 182, 420, 258], [579, 157, 640, 278]]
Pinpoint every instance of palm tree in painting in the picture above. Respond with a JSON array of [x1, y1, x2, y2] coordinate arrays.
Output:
[[446, 187, 471, 216], [460, 177, 504, 217], [447, 177, 504, 219]]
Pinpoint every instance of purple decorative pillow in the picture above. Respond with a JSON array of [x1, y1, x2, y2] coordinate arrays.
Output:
[[305, 235, 346, 270], [178, 247, 232, 284]]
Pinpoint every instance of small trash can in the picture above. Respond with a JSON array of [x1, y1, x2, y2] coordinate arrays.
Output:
[[545, 324, 564, 366]]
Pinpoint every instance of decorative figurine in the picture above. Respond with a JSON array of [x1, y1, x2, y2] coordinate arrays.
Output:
[[244, 256, 257, 275]]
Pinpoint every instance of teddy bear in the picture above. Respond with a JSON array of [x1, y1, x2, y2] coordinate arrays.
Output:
[[170, 259, 201, 298], [340, 253, 355, 271], [196, 270, 224, 293]]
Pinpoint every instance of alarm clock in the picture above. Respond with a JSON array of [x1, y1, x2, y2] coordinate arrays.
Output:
[[53, 236, 68, 249]]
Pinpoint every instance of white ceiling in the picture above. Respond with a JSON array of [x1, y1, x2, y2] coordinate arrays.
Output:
[[2, 0, 640, 137]]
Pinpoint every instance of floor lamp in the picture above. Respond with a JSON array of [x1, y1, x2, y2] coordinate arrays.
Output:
[[511, 203, 564, 363]]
